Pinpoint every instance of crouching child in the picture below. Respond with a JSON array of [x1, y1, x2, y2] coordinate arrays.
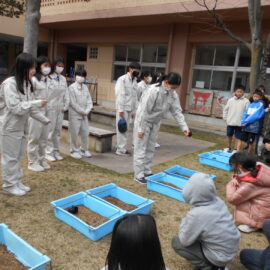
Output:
[[172, 173, 240, 270]]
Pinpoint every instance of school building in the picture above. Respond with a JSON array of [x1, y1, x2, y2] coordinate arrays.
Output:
[[2, 0, 270, 127]]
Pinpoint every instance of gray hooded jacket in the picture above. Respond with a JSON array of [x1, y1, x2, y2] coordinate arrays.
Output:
[[179, 173, 240, 267]]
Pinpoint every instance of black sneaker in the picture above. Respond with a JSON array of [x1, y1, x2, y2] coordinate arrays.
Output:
[[134, 177, 147, 184]]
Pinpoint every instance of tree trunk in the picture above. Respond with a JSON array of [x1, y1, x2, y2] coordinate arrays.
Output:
[[23, 0, 41, 57], [249, 44, 262, 91]]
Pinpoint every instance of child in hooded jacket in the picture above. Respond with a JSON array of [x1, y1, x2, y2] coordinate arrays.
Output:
[[172, 173, 240, 270], [227, 152, 270, 233]]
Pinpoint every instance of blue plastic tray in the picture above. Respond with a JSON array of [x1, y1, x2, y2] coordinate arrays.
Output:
[[146, 172, 187, 202], [86, 183, 154, 214], [51, 192, 126, 241], [199, 150, 233, 171], [164, 165, 216, 180], [0, 224, 51, 270]]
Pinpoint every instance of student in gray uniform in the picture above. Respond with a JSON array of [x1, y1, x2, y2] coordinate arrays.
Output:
[[101, 214, 170, 270], [172, 173, 240, 270]]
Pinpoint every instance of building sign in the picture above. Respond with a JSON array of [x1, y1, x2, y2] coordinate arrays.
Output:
[[212, 91, 232, 118], [189, 89, 214, 115]]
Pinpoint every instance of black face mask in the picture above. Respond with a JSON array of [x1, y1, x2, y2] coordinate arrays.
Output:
[[132, 71, 139, 77]]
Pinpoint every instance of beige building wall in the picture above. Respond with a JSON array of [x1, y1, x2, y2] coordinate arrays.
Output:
[[75, 44, 116, 107], [41, 0, 192, 16]]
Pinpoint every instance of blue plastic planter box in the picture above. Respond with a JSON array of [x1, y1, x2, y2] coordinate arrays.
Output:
[[146, 172, 187, 202], [51, 192, 126, 241], [0, 224, 51, 270], [199, 150, 233, 171], [164, 165, 216, 180], [86, 183, 154, 215]]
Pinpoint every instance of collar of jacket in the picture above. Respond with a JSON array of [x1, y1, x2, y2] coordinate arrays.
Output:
[[75, 81, 83, 89], [233, 95, 245, 100]]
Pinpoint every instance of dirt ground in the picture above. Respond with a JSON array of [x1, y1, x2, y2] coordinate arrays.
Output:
[[0, 126, 267, 270]]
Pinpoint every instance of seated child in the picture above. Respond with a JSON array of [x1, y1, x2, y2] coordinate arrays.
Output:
[[227, 152, 270, 233], [101, 214, 169, 270], [240, 219, 270, 269], [172, 173, 240, 270], [260, 137, 270, 166], [241, 90, 265, 152]]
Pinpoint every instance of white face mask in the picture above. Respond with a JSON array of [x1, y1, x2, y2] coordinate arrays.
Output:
[[147, 76, 152, 84], [42, 67, 51, 76], [55, 66, 64, 74], [76, 76, 85, 84]]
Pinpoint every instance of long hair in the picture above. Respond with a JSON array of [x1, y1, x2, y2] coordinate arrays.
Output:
[[34, 56, 50, 81], [157, 72, 181, 87], [106, 214, 166, 270], [14, 52, 36, 94], [229, 152, 258, 178]]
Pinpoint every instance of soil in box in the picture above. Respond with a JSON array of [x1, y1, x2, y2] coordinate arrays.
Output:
[[160, 181, 181, 190], [103, 196, 136, 211], [73, 205, 109, 227], [0, 244, 28, 270]]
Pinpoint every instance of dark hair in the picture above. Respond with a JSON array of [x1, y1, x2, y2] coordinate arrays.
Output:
[[128, 62, 141, 70], [253, 89, 263, 97], [157, 72, 181, 86], [75, 68, 87, 77], [258, 85, 266, 92], [262, 151, 270, 167], [235, 84, 245, 91], [263, 137, 270, 144], [106, 214, 166, 270], [140, 71, 151, 80], [35, 56, 51, 81], [14, 52, 36, 94], [229, 152, 258, 177], [53, 56, 64, 71]]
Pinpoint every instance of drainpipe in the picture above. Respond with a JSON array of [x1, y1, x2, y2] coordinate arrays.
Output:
[[166, 24, 175, 73]]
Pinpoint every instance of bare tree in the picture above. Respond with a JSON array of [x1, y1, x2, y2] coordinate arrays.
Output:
[[194, 0, 270, 91]]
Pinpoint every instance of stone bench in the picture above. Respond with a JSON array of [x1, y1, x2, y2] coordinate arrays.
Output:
[[62, 120, 116, 153]]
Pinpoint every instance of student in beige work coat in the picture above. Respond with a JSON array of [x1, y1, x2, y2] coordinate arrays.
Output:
[[115, 62, 141, 156], [27, 56, 52, 172], [45, 56, 69, 162], [68, 68, 93, 159], [134, 72, 190, 184], [1, 53, 50, 196]]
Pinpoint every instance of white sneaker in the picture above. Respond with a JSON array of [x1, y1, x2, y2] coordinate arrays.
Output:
[[70, 152, 82, 159], [223, 147, 231, 152], [17, 183, 31, 192], [155, 143, 160, 148], [40, 160, 51, 169], [82, 150, 92, 158], [231, 149, 238, 154], [115, 150, 131, 156], [55, 153, 64, 161], [4, 186, 26, 196], [28, 163, 45, 172], [238, 224, 259, 233], [45, 154, 56, 162]]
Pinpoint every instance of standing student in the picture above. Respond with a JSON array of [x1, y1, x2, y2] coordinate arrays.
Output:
[[45, 56, 69, 162], [241, 90, 265, 152], [101, 214, 169, 270], [133, 72, 190, 184], [115, 62, 141, 156], [68, 68, 93, 159], [136, 71, 152, 104], [1, 53, 50, 196], [28, 56, 52, 172], [227, 152, 270, 233], [172, 173, 240, 270], [223, 85, 249, 153]]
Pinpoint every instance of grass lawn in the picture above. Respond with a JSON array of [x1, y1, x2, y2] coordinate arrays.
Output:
[[0, 126, 267, 270]]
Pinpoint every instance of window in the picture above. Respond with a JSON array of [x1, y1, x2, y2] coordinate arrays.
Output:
[[113, 44, 167, 81], [192, 45, 254, 91], [89, 47, 98, 59]]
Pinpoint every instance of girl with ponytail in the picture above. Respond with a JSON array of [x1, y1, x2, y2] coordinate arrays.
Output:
[[226, 152, 270, 233]]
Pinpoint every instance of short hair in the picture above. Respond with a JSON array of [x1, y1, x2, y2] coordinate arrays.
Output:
[[262, 151, 270, 167], [128, 62, 141, 70], [75, 68, 87, 77], [253, 89, 263, 97], [235, 84, 245, 91], [258, 85, 266, 92], [140, 71, 151, 80], [53, 56, 64, 70], [263, 137, 270, 144]]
